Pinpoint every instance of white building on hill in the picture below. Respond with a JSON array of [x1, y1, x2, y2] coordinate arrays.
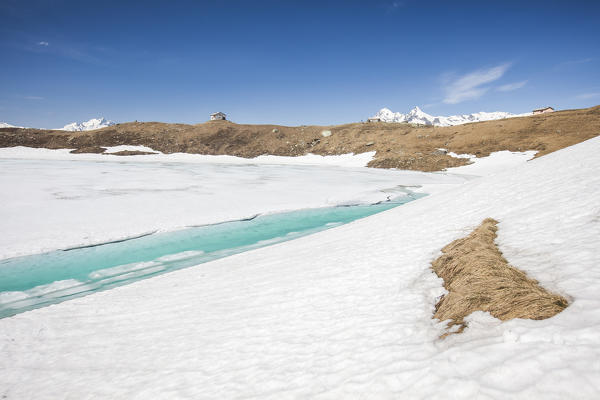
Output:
[[210, 112, 227, 121], [533, 107, 554, 114]]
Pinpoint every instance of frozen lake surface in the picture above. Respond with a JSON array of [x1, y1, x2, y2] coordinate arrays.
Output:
[[0, 148, 469, 258]]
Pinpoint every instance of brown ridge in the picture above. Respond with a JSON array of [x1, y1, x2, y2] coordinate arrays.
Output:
[[1, 105, 599, 172]]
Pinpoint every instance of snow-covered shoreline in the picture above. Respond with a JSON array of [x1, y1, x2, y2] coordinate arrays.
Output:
[[0, 146, 378, 167]]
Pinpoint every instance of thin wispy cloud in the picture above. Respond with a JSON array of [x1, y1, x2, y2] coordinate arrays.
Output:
[[554, 58, 593, 71], [0, 31, 106, 65], [576, 92, 600, 100], [23, 40, 104, 65], [496, 80, 528, 92], [443, 63, 511, 104], [22, 95, 44, 100]]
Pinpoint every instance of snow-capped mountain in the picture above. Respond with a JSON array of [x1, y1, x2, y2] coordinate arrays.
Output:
[[1, 118, 115, 131], [371, 106, 531, 127], [0, 122, 22, 128], [60, 117, 116, 131]]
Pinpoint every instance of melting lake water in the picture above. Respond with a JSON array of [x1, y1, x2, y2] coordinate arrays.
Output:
[[0, 194, 424, 318]]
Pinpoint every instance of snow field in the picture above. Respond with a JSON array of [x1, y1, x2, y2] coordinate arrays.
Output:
[[0, 138, 598, 398]]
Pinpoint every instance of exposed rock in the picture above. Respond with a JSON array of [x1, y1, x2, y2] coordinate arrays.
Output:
[[108, 150, 157, 156], [70, 146, 106, 154]]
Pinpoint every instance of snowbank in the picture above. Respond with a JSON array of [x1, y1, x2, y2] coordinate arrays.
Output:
[[0, 135, 598, 397]]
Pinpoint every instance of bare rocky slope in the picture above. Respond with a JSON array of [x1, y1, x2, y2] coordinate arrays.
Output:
[[1, 106, 598, 172]]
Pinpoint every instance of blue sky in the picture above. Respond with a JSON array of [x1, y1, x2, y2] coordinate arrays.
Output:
[[1, 0, 599, 127]]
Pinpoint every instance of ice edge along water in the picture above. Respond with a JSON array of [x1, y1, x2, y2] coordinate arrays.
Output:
[[0, 195, 422, 318]]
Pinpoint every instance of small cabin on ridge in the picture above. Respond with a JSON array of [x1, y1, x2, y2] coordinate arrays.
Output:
[[532, 107, 554, 115], [210, 112, 227, 121]]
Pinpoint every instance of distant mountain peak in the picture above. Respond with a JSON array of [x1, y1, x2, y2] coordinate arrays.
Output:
[[60, 117, 116, 131], [371, 106, 531, 127]]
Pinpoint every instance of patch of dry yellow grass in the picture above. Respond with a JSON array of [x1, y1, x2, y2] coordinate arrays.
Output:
[[432, 218, 568, 336]]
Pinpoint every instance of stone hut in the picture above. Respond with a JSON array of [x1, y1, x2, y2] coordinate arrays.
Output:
[[210, 112, 227, 121], [532, 107, 554, 115]]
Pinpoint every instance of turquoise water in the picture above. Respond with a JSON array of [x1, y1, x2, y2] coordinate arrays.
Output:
[[0, 194, 423, 318]]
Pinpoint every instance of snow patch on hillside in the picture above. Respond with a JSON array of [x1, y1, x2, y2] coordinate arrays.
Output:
[[372, 106, 532, 126], [445, 150, 538, 176]]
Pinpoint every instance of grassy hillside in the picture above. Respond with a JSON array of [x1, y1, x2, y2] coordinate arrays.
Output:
[[1, 105, 599, 172]]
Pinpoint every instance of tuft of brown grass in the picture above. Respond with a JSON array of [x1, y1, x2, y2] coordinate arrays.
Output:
[[432, 218, 568, 336]]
